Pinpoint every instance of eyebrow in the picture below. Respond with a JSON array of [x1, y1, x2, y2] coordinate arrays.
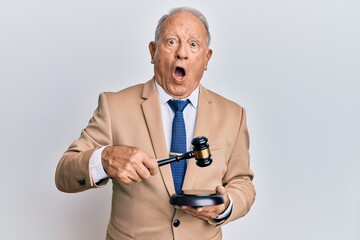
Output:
[[162, 31, 204, 40]]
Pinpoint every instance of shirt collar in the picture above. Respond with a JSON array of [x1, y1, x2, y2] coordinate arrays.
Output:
[[154, 79, 199, 109]]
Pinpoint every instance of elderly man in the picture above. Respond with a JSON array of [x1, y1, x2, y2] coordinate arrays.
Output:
[[55, 7, 255, 240]]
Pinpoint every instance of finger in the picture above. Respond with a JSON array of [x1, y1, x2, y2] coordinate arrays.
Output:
[[197, 215, 211, 221], [123, 164, 142, 183], [127, 169, 142, 183], [128, 175, 141, 183], [142, 156, 159, 175], [120, 175, 135, 185], [191, 212, 211, 221], [135, 163, 151, 179], [185, 208, 203, 216], [198, 210, 218, 220], [199, 206, 221, 217], [184, 209, 198, 217]]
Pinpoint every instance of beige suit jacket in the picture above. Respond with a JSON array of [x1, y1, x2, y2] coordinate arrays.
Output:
[[55, 79, 255, 240]]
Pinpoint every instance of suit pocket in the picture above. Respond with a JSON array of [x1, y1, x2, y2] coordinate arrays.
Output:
[[209, 141, 227, 152]]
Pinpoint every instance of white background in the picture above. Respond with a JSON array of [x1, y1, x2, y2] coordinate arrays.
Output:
[[1, 0, 359, 239]]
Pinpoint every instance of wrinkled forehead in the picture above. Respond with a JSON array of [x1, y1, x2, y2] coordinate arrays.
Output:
[[160, 12, 208, 38]]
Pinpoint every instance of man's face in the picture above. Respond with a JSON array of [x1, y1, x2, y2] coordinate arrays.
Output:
[[149, 12, 213, 99]]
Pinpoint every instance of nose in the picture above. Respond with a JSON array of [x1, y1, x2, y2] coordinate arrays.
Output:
[[176, 43, 188, 60]]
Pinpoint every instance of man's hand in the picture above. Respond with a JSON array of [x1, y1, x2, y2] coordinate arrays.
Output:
[[176, 186, 230, 221], [101, 145, 158, 184]]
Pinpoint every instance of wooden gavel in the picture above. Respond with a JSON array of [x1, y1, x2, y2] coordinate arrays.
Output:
[[157, 136, 212, 167]]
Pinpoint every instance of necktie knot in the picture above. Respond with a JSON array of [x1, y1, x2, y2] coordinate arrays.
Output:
[[168, 99, 190, 113]]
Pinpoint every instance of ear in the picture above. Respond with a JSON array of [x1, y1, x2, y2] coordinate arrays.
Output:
[[204, 48, 213, 70], [149, 41, 156, 64]]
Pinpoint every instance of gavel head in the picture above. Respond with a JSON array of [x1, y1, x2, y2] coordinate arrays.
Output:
[[191, 136, 213, 167]]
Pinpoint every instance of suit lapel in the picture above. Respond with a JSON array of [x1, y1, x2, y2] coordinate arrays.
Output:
[[141, 80, 175, 195], [183, 85, 213, 191]]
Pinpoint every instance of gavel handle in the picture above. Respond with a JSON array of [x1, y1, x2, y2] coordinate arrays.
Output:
[[157, 151, 195, 167]]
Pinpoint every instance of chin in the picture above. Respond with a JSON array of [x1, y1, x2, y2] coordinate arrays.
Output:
[[168, 88, 189, 99]]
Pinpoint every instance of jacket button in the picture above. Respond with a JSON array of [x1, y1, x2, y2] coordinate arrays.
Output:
[[77, 179, 86, 186], [173, 219, 180, 227]]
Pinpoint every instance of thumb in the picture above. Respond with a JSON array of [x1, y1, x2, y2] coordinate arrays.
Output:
[[215, 185, 226, 196], [216, 185, 230, 209]]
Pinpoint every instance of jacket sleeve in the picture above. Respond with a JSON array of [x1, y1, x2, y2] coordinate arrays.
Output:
[[55, 93, 112, 193], [211, 108, 256, 226]]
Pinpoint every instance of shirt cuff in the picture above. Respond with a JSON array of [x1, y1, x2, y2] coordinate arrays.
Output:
[[214, 195, 233, 221], [90, 146, 109, 184]]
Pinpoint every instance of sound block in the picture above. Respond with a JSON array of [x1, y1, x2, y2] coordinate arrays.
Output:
[[169, 190, 224, 207]]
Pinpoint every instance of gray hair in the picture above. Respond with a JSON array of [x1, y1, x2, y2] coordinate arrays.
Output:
[[154, 7, 211, 47]]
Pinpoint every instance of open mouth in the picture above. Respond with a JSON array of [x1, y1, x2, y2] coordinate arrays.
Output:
[[174, 67, 186, 79]]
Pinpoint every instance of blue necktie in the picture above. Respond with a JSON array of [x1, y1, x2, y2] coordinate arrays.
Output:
[[168, 99, 190, 194]]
